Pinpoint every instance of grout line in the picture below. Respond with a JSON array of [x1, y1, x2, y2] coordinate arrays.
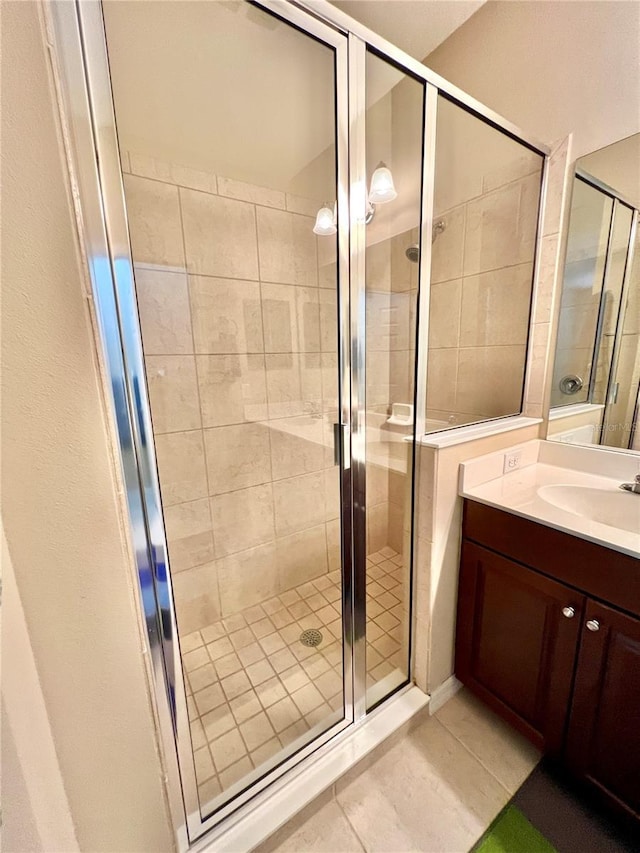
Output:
[[335, 795, 368, 852]]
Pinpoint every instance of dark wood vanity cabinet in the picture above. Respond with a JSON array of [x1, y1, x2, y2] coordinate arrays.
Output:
[[456, 500, 640, 822]]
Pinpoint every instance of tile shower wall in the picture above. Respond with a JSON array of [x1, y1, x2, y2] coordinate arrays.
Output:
[[427, 160, 541, 424], [364, 230, 419, 554], [122, 153, 341, 635]]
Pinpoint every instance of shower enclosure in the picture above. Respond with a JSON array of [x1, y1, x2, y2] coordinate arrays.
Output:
[[52, 0, 547, 842]]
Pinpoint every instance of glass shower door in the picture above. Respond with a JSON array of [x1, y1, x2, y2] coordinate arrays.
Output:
[[101, 0, 350, 824]]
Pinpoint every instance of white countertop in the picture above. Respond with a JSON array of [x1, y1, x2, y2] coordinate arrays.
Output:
[[459, 441, 640, 559]]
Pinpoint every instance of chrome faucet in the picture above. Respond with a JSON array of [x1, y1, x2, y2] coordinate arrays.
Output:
[[620, 474, 640, 494]]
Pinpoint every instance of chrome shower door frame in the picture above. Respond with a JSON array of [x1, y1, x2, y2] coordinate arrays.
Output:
[[49, 0, 551, 844], [50, 0, 357, 842]]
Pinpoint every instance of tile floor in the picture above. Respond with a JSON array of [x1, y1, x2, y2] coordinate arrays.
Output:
[[181, 547, 408, 809], [257, 688, 542, 853]]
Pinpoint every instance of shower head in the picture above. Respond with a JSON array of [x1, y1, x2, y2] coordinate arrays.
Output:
[[405, 244, 420, 264], [404, 218, 447, 264]]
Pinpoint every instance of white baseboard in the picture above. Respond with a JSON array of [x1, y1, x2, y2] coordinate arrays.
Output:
[[428, 675, 463, 714]]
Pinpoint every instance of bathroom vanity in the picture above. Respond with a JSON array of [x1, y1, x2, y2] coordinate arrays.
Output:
[[455, 441, 640, 822]]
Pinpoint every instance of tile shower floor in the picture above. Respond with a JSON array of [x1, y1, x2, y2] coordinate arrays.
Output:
[[181, 547, 406, 807]]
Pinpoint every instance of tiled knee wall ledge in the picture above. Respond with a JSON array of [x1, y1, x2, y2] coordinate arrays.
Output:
[[188, 685, 429, 853]]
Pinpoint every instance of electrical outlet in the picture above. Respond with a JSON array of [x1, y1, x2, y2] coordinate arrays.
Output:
[[503, 449, 523, 473]]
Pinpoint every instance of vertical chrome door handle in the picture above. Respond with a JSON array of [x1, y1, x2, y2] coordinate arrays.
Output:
[[333, 423, 350, 469]]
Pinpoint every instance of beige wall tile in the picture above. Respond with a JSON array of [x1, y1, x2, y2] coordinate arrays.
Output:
[[426, 349, 458, 412], [146, 355, 201, 433], [269, 422, 325, 481], [155, 430, 208, 506], [165, 498, 214, 573], [181, 189, 258, 279], [168, 530, 215, 574], [256, 207, 317, 287], [218, 176, 285, 210], [204, 423, 272, 495], [318, 289, 338, 353], [135, 267, 193, 355], [390, 231, 415, 293], [189, 276, 263, 354], [430, 204, 465, 284], [265, 353, 322, 419], [173, 561, 221, 635], [429, 279, 462, 349], [532, 234, 559, 325], [123, 174, 185, 268], [277, 525, 328, 590], [542, 136, 571, 237], [261, 283, 320, 353], [366, 462, 389, 507], [196, 354, 267, 427], [463, 173, 540, 276], [523, 322, 550, 411], [128, 152, 217, 194], [273, 471, 325, 537], [325, 520, 341, 572], [285, 193, 320, 218], [456, 346, 525, 417], [459, 263, 533, 347], [216, 543, 278, 616], [211, 484, 275, 558], [367, 502, 389, 553], [366, 351, 391, 409], [324, 467, 340, 522], [366, 238, 391, 291], [366, 291, 410, 352]]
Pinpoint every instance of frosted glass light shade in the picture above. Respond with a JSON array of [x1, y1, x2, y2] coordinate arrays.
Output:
[[313, 204, 337, 236], [369, 163, 397, 204]]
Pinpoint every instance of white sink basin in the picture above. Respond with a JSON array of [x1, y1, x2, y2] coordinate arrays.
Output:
[[538, 484, 640, 534]]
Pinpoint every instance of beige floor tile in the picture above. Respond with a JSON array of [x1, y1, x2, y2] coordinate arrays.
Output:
[[252, 616, 276, 639], [221, 670, 252, 701], [270, 647, 297, 673], [255, 676, 287, 709], [198, 775, 222, 808], [246, 658, 276, 687], [266, 696, 301, 734], [188, 662, 217, 693], [336, 715, 510, 852], [240, 711, 275, 751], [229, 690, 262, 726], [183, 647, 209, 672], [194, 682, 225, 716], [251, 737, 281, 769], [193, 746, 215, 785], [315, 669, 342, 700], [244, 603, 267, 624], [207, 636, 234, 661], [436, 689, 541, 794], [280, 664, 310, 694], [214, 652, 243, 680], [291, 683, 325, 716], [190, 719, 206, 751], [182, 630, 204, 653], [201, 621, 226, 644], [219, 755, 253, 790], [210, 728, 248, 773], [259, 632, 286, 655], [278, 718, 310, 748], [257, 796, 364, 853], [237, 642, 265, 667], [271, 608, 296, 630], [202, 704, 236, 742], [229, 626, 255, 650]]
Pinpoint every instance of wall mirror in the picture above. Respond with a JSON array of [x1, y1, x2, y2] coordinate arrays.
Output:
[[547, 133, 640, 452]]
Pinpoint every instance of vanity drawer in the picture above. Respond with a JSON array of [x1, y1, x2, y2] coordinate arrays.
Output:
[[462, 500, 640, 617]]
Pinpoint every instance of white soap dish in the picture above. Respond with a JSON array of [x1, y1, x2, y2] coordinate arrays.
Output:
[[387, 403, 414, 426]]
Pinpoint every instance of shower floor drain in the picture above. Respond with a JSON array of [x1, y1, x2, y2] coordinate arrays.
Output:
[[299, 628, 323, 648]]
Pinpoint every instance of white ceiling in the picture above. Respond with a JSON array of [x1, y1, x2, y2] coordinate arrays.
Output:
[[330, 0, 486, 61], [103, 0, 484, 192]]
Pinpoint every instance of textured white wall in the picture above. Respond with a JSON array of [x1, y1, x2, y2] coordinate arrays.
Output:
[[1, 2, 174, 850]]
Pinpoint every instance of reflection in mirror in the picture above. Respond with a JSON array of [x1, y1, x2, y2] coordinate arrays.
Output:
[[548, 134, 640, 452]]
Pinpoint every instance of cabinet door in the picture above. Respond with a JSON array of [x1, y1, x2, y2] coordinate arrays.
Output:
[[565, 600, 640, 820], [456, 541, 584, 753]]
